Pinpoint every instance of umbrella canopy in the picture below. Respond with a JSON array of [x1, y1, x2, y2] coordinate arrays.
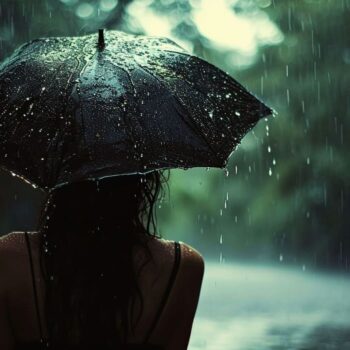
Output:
[[0, 29, 272, 190]]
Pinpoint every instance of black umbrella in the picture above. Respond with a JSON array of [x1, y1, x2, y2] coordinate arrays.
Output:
[[0, 29, 272, 190]]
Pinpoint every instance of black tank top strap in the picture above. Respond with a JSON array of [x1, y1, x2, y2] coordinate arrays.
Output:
[[142, 241, 181, 344], [24, 231, 44, 343]]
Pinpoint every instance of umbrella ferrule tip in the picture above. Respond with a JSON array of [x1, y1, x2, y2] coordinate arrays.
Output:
[[98, 29, 105, 50]]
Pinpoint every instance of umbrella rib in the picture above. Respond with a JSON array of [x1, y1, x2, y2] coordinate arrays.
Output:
[[161, 50, 243, 91], [76, 55, 95, 146], [161, 50, 269, 110], [105, 61, 145, 162], [133, 62, 221, 163], [122, 66, 145, 161], [158, 51, 218, 99], [149, 59, 224, 133], [49, 57, 84, 186], [134, 54, 225, 124], [158, 51, 272, 140]]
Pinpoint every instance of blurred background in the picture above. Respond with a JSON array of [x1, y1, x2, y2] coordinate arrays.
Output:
[[0, 0, 349, 349]]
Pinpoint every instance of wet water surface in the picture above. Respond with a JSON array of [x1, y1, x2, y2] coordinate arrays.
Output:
[[190, 262, 350, 350]]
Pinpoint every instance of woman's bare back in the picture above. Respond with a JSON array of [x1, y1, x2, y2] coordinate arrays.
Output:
[[0, 231, 204, 349]]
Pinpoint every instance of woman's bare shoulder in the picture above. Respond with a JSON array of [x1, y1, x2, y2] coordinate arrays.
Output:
[[148, 237, 204, 276], [0, 231, 40, 276], [0, 232, 32, 290], [0, 231, 37, 254], [179, 241, 204, 269], [0, 231, 23, 255], [145, 238, 204, 347]]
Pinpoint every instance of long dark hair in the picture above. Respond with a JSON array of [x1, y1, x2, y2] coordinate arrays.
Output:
[[36, 170, 170, 347]]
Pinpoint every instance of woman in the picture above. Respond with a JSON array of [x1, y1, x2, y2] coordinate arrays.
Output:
[[0, 170, 204, 349]]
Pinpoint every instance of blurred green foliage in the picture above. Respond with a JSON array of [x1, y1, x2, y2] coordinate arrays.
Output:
[[0, 0, 349, 270]]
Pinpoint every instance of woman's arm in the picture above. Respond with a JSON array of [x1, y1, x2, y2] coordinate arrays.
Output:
[[0, 235, 15, 350]]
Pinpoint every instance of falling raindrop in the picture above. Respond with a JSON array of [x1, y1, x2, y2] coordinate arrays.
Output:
[[96, 179, 100, 192]]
